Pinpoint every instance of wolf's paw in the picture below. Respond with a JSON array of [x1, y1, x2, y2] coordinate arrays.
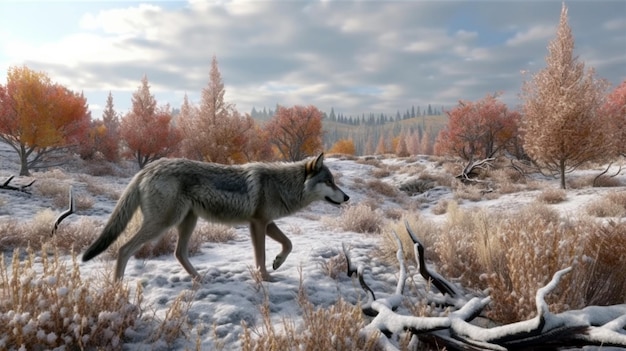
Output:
[[272, 255, 286, 270]]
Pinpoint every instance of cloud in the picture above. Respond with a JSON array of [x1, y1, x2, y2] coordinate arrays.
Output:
[[0, 0, 624, 118]]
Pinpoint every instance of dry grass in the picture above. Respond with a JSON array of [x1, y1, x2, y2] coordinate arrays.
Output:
[[536, 188, 567, 204], [371, 167, 391, 178], [593, 175, 623, 187], [327, 203, 385, 234], [413, 202, 623, 323], [0, 244, 141, 350], [240, 271, 381, 351], [318, 250, 348, 280], [431, 199, 449, 215], [452, 183, 484, 202], [0, 210, 101, 253], [366, 179, 399, 198], [585, 191, 626, 218], [78, 174, 122, 200]]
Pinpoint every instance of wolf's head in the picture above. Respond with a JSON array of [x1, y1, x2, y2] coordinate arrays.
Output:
[[304, 153, 350, 205]]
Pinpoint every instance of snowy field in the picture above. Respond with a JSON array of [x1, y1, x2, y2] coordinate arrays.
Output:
[[1, 141, 625, 350]]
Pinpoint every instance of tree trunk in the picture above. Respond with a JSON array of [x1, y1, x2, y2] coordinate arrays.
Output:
[[19, 149, 30, 176]]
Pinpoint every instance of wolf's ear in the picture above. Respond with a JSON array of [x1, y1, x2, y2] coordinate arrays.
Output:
[[313, 153, 325, 172], [305, 153, 325, 175]]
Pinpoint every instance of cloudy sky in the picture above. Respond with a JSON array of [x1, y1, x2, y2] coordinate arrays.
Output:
[[0, 0, 624, 119]]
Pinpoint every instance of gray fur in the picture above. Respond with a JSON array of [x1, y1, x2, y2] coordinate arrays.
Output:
[[82, 153, 349, 281]]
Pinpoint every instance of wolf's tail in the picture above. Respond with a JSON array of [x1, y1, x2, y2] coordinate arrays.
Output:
[[82, 174, 142, 262]]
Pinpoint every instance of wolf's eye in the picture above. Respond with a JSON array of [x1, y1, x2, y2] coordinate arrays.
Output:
[[325, 180, 333, 186]]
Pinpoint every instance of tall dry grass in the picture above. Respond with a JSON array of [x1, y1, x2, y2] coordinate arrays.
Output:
[[0, 244, 141, 350], [240, 271, 381, 351], [382, 202, 626, 324]]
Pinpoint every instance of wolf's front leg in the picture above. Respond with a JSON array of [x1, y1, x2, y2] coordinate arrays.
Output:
[[249, 221, 271, 281], [266, 222, 292, 270]]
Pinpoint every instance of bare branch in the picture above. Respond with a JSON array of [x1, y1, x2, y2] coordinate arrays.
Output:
[[51, 186, 75, 236], [342, 223, 626, 350], [0, 175, 35, 194]]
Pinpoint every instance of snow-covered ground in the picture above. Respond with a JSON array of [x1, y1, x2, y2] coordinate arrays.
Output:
[[1, 142, 625, 350]]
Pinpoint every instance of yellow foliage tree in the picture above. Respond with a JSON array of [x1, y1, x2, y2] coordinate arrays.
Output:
[[328, 138, 356, 155]]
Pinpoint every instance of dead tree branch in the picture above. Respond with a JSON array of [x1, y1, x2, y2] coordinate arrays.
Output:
[[457, 157, 495, 184], [0, 175, 35, 194], [51, 186, 75, 236], [342, 222, 626, 350], [593, 162, 623, 187]]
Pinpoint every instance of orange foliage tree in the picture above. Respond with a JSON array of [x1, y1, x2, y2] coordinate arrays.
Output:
[[434, 93, 520, 161], [328, 138, 356, 155], [120, 75, 181, 168], [521, 4, 610, 189], [264, 105, 323, 161], [0, 65, 91, 175], [601, 79, 626, 157]]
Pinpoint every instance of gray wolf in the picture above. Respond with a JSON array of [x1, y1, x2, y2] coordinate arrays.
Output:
[[82, 153, 349, 281]]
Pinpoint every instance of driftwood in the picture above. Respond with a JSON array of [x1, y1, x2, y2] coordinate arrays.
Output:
[[0, 175, 35, 194], [343, 221, 626, 350]]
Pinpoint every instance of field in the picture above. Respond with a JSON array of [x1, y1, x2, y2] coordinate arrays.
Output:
[[1, 143, 625, 350]]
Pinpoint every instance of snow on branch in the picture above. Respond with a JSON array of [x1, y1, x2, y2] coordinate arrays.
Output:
[[342, 221, 626, 350]]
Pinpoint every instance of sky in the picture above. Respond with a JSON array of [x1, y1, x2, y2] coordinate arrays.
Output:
[[0, 0, 624, 119]]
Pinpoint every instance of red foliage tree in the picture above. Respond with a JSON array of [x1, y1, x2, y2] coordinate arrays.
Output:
[[0, 65, 91, 175], [434, 93, 520, 160], [120, 75, 181, 168], [264, 105, 324, 161]]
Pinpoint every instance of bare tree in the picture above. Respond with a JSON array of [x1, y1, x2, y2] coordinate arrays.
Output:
[[521, 3, 610, 189]]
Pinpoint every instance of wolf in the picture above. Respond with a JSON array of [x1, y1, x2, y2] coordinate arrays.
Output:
[[82, 153, 349, 281]]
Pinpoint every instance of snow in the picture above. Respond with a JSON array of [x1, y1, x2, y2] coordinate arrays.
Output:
[[1, 142, 625, 349]]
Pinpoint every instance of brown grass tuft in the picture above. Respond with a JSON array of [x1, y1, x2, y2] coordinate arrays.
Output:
[[329, 203, 385, 234], [537, 188, 567, 204]]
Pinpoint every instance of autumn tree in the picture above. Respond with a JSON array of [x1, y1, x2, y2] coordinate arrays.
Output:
[[0, 65, 91, 175], [601, 80, 626, 157], [99, 92, 121, 161], [434, 93, 520, 161], [265, 105, 323, 161], [521, 4, 610, 189], [328, 138, 356, 155], [120, 75, 181, 168], [178, 56, 258, 163], [375, 134, 388, 155]]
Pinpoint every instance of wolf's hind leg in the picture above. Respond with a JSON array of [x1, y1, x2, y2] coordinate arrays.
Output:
[[176, 212, 201, 280], [116, 220, 168, 280], [267, 222, 292, 270]]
